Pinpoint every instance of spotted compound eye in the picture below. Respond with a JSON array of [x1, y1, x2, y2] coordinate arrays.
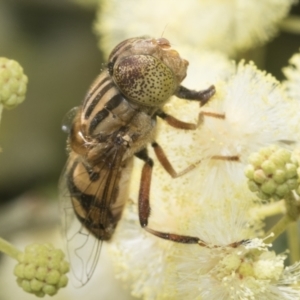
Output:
[[113, 54, 176, 107]]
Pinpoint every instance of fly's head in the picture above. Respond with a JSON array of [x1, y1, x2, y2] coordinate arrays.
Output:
[[108, 37, 189, 107]]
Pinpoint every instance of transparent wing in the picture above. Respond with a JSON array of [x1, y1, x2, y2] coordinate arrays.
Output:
[[61, 107, 80, 134], [59, 146, 127, 286]]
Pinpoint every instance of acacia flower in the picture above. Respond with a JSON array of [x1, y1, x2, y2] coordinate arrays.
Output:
[[165, 239, 300, 300], [109, 200, 175, 300], [109, 56, 300, 299], [95, 0, 296, 57], [157, 60, 299, 205]]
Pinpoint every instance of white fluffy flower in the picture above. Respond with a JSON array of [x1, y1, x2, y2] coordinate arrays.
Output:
[[95, 0, 296, 56], [108, 55, 300, 299], [109, 198, 174, 300], [158, 60, 300, 204], [166, 240, 300, 300], [109, 170, 256, 300]]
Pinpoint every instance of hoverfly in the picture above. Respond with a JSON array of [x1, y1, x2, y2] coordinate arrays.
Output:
[[60, 36, 215, 284]]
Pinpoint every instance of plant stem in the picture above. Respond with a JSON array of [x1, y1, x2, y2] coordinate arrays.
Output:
[[252, 200, 286, 219], [287, 222, 300, 263], [0, 237, 21, 260], [264, 214, 293, 244], [264, 192, 300, 245]]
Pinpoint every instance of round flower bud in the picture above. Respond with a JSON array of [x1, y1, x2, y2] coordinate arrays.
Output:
[[253, 169, 267, 184], [0, 57, 28, 109], [273, 169, 286, 184], [261, 160, 276, 175], [248, 153, 264, 168], [245, 146, 299, 200], [14, 243, 69, 297], [261, 179, 276, 195]]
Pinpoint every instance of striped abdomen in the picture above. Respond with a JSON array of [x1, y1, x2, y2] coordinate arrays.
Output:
[[66, 152, 132, 240]]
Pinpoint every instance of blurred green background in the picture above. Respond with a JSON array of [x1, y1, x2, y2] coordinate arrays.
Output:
[[0, 0, 102, 201]]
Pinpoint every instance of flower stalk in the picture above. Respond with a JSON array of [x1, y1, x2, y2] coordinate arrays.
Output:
[[287, 222, 300, 263], [264, 192, 300, 245], [0, 236, 21, 260]]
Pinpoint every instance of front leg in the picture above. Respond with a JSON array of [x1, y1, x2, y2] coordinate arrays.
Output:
[[176, 84, 216, 106], [156, 110, 203, 130], [157, 84, 224, 130]]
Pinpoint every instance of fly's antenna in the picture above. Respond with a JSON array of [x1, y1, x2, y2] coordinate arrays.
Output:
[[160, 24, 169, 38]]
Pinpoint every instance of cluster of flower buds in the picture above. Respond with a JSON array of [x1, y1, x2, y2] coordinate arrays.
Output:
[[0, 57, 28, 109], [13, 243, 69, 297], [245, 145, 299, 200]]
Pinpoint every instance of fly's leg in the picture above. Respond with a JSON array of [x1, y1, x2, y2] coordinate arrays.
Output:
[[135, 148, 206, 245], [176, 84, 216, 107], [151, 142, 200, 178], [157, 110, 226, 130], [157, 84, 226, 130]]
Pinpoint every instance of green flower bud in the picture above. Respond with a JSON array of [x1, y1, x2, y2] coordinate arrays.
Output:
[[261, 160, 276, 175], [261, 179, 276, 195], [248, 180, 259, 192], [273, 169, 286, 184], [248, 153, 264, 168], [58, 275, 68, 288], [259, 145, 277, 157], [285, 163, 297, 179], [46, 270, 61, 285], [276, 183, 289, 197], [244, 164, 254, 179], [14, 243, 69, 297], [257, 190, 269, 200], [253, 169, 267, 184], [286, 178, 298, 190], [246, 146, 299, 200], [0, 58, 28, 109], [269, 149, 290, 168], [24, 263, 36, 280], [30, 279, 44, 292], [43, 285, 57, 296], [36, 267, 47, 281]]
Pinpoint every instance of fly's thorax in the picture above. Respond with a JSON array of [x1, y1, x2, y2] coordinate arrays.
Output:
[[121, 109, 157, 160], [85, 109, 156, 164], [109, 37, 189, 107]]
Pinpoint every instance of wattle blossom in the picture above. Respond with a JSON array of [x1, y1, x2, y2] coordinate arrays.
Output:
[[165, 239, 300, 300], [108, 55, 300, 299], [95, 0, 297, 56]]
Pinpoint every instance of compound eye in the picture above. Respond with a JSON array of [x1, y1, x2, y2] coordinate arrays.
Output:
[[156, 37, 171, 49], [113, 54, 175, 107]]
